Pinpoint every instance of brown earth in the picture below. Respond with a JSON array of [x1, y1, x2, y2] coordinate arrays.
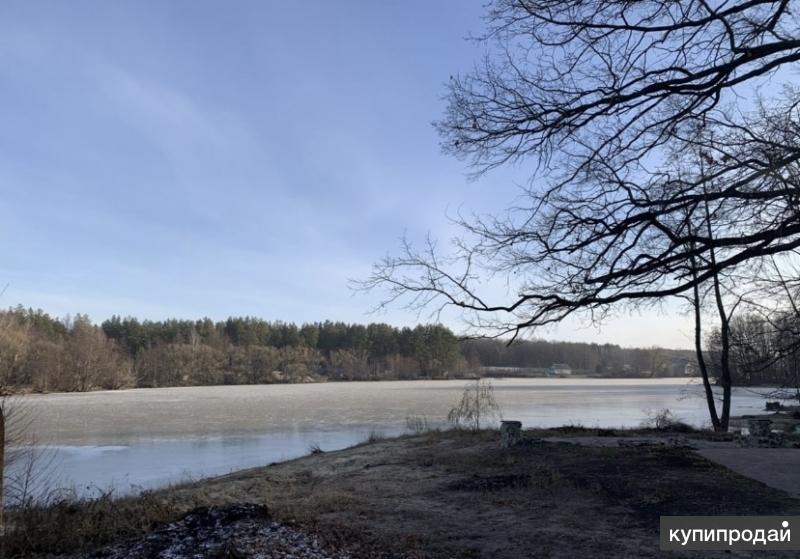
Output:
[[152, 429, 800, 559]]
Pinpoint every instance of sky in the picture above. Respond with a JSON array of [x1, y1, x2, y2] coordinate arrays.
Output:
[[0, 1, 697, 348]]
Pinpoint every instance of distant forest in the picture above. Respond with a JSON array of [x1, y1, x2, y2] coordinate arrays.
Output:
[[0, 306, 698, 393]]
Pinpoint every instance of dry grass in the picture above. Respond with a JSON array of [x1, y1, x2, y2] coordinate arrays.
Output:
[[1, 489, 182, 558], [161, 428, 800, 558]]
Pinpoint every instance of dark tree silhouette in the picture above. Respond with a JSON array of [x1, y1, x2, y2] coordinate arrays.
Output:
[[441, 0, 800, 176], [362, 1, 800, 431]]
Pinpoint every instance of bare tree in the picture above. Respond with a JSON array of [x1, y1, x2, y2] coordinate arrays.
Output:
[[361, 1, 800, 431], [447, 379, 502, 431], [440, 1, 800, 177]]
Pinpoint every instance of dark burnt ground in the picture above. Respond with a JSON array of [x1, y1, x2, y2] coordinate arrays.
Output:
[[83, 504, 350, 559]]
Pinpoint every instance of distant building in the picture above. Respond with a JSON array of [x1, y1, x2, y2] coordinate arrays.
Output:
[[669, 357, 695, 377], [547, 363, 572, 377]]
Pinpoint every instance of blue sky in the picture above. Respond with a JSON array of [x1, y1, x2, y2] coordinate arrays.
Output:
[[0, 1, 695, 348]]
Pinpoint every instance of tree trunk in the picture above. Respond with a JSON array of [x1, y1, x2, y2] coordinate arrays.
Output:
[[714, 286, 733, 432], [703, 191, 733, 432], [693, 281, 721, 431], [707, 244, 733, 432], [688, 222, 721, 432]]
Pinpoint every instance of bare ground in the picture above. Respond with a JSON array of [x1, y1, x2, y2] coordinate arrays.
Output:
[[146, 429, 800, 559]]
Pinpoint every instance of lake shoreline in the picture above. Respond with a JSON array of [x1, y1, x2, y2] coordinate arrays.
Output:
[[5, 426, 800, 558]]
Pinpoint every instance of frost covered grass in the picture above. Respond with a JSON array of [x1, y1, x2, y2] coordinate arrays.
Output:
[[160, 428, 800, 558], [3, 427, 799, 558]]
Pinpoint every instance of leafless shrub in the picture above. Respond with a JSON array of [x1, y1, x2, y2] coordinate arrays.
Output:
[[405, 414, 430, 435], [308, 442, 323, 455], [363, 429, 385, 444], [641, 408, 697, 433], [447, 379, 502, 431], [1, 393, 49, 535]]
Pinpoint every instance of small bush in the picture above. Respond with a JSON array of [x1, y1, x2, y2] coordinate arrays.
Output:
[[447, 379, 502, 431], [308, 442, 324, 455], [641, 408, 671, 429], [363, 429, 385, 444], [405, 414, 430, 434], [641, 408, 697, 432]]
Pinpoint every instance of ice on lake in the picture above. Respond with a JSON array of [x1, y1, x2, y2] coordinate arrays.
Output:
[[7, 378, 775, 497]]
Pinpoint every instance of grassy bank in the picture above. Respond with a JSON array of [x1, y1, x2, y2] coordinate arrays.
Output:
[[3, 428, 800, 558]]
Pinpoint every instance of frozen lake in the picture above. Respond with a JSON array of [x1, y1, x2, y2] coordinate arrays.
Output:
[[8, 378, 775, 497]]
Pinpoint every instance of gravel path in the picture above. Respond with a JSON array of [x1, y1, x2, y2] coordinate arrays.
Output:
[[84, 504, 350, 559]]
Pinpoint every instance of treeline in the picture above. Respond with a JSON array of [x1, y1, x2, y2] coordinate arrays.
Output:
[[463, 339, 696, 377], [0, 307, 467, 392], [0, 306, 704, 393]]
